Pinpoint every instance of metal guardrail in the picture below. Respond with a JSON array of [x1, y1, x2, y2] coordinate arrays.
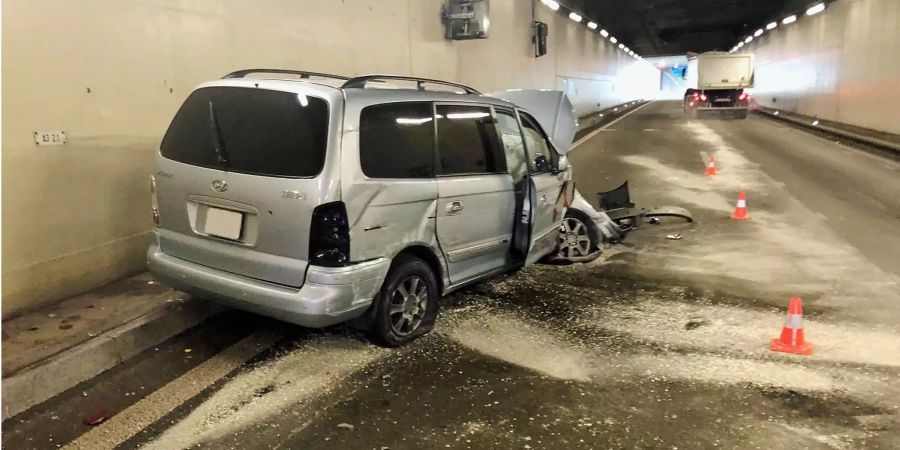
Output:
[[574, 100, 650, 140]]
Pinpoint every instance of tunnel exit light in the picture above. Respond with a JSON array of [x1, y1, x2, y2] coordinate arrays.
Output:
[[587, 21, 597, 30], [600, 29, 609, 37], [610, 36, 618, 44], [618, 43, 625, 49], [783, 14, 798, 24], [754, 29, 764, 37], [568, 12, 583, 22], [806, 3, 826, 15], [744, 36, 753, 43], [766, 21, 778, 30]]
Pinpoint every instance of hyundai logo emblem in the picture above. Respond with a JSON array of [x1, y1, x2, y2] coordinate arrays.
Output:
[[211, 180, 228, 192]]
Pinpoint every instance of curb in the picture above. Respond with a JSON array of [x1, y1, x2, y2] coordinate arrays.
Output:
[[2, 295, 222, 421], [754, 108, 900, 159]]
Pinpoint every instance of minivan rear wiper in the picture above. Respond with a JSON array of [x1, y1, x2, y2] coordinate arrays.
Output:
[[207, 101, 229, 169]]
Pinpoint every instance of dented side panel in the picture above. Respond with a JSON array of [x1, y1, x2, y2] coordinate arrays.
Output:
[[339, 98, 445, 287]]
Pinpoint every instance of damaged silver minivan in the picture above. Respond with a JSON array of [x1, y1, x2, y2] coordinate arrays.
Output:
[[148, 70, 576, 346]]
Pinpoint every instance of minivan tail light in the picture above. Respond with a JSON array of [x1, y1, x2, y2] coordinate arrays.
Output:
[[309, 201, 350, 267], [150, 175, 159, 226]]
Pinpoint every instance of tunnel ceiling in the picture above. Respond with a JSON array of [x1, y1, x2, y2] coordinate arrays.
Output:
[[567, 0, 815, 56]]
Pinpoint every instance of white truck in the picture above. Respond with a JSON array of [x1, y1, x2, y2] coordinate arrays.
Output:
[[683, 52, 754, 119]]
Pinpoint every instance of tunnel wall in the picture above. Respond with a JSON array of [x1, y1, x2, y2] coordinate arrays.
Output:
[[746, 0, 900, 134], [2, 0, 660, 316]]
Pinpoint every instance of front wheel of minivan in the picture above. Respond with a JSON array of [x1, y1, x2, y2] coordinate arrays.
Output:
[[370, 256, 440, 347]]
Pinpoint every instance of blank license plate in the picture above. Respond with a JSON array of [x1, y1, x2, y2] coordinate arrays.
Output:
[[204, 207, 243, 240]]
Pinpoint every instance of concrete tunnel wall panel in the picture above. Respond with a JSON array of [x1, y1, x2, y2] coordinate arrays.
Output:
[[747, 0, 900, 134]]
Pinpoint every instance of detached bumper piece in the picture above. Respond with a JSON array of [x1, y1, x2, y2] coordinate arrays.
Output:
[[596, 181, 694, 236]]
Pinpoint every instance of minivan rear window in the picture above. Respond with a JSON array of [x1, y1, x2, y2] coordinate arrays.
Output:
[[161, 86, 328, 178]]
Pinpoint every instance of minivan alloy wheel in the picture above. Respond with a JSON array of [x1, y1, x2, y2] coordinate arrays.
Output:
[[559, 216, 592, 258], [389, 275, 428, 336]]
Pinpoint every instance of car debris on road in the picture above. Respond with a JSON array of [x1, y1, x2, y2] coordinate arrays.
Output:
[[550, 184, 693, 263]]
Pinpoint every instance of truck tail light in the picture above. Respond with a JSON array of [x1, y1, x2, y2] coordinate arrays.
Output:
[[738, 92, 750, 102], [698, 93, 708, 102], [150, 175, 159, 226], [309, 201, 350, 267]]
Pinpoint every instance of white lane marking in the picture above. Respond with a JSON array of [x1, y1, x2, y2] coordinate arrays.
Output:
[[143, 336, 387, 449], [63, 331, 282, 450], [571, 101, 655, 150]]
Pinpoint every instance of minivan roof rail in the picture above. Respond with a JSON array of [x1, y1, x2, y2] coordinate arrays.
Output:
[[223, 69, 351, 81], [342, 75, 482, 95]]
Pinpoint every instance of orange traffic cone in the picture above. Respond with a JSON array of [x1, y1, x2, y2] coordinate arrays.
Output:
[[705, 155, 718, 176], [731, 192, 750, 220], [770, 297, 813, 355]]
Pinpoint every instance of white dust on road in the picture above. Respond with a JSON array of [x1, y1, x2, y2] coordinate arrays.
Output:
[[443, 310, 595, 382], [442, 305, 900, 410], [142, 336, 387, 450], [593, 298, 900, 368], [619, 121, 900, 331]]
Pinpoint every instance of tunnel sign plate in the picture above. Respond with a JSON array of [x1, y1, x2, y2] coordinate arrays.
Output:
[[33, 130, 67, 146]]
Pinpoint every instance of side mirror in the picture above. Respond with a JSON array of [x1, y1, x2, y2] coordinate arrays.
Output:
[[534, 154, 550, 172], [556, 155, 570, 173]]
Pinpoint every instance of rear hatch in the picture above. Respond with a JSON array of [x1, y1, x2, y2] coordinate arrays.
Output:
[[154, 82, 341, 287]]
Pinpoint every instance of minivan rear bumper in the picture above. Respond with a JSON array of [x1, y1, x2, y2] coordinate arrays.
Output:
[[147, 235, 391, 328]]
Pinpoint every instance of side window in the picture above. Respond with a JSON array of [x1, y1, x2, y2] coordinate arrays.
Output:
[[359, 103, 434, 178], [519, 112, 558, 174], [495, 109, 527, 182], [435, 104, 506, 175]]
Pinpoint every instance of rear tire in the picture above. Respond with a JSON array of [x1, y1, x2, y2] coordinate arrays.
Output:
[[370, 255, 440, 347], [736, 109, 749, 119]]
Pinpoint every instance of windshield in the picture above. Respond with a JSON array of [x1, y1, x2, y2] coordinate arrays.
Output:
[[160, 86, 329, 178]]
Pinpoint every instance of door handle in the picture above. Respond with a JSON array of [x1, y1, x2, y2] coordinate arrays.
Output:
[[539, 194, 548, 205], [446, 201, 464, 215]]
